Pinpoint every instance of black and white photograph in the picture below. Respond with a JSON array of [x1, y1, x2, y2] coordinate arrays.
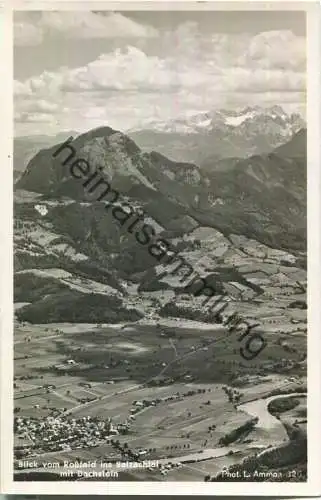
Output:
[[2, 1, 321, 495]]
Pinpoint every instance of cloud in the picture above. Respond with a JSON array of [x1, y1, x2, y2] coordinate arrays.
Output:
[[14, 72, 62, 98], [18, 99, 59, 114], [238, 30, 306, 72], [14, 47, 191, 97], [15, 111, 55, 124], [60, 47, 203, 93], [224, 68, 305, 93], [14, 25, 306, 135], [15, 37, 305, 97], [14, 11, 158, 46]]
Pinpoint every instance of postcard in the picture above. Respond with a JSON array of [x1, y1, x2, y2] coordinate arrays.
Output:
[[1, 0, 321, 495]]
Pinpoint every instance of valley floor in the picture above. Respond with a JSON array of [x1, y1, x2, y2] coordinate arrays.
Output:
[[14, 316, 307, 482]]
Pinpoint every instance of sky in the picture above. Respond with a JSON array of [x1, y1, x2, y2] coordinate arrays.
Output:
[[14, 10, 306, 136]]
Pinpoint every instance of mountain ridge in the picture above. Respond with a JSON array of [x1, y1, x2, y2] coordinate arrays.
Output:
[[129, 106, 305, 163], [16, 125, 306, 255], [13, 123, 307, 329]]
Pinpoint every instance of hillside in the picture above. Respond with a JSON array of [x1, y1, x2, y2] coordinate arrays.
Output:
[[274, 129, 307, 159], [200, 144, 306, 251], [13, 125, 307, 325], [16, 126, 306, 253], [14, 132, 79, 181], [13, 122, 307, 482]]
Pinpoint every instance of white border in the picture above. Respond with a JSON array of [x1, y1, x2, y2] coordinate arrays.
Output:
[[1, 0, 321, 495]]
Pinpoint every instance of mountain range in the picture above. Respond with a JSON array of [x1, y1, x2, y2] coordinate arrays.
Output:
[[13, 106, 308, 485], [16, 125, 306, 252], [130, 105, 305, 163], [14, 118, 306, 325], [13, 106, 305, 178]]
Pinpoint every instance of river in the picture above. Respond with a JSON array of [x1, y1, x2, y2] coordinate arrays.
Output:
[[159, 392, 306, 465]]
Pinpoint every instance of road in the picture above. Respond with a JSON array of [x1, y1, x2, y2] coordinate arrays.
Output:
[[63, 383, 142, 416], [15, 387, 306, 482], [56, 325, 235, 417], [142, 326, 236, 386], [14, 317, 306, 480]]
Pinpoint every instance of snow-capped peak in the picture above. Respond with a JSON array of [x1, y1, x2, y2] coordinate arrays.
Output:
[[129, 105, 305, 138], [224, 111, 255, 127]]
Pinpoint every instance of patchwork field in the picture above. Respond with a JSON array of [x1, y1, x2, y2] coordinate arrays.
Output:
[[14, 315, 306, 481]]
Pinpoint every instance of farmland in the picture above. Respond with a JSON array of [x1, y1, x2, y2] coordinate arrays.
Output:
[[14, 314, 306, 481]]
